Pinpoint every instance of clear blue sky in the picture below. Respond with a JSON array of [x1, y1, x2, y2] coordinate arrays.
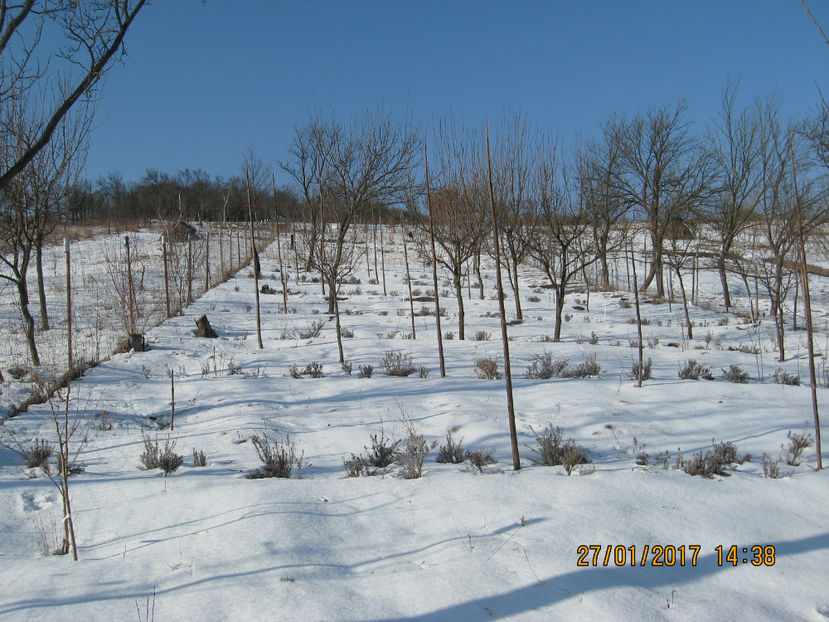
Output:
[[84, 0, 829, 185]]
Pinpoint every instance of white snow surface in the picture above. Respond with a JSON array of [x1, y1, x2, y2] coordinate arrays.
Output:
[[1, 227, 827, 621]]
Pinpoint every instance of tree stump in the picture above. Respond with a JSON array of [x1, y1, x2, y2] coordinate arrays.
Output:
[[129, 333, 147, 352], [194, 315, 218, 338]]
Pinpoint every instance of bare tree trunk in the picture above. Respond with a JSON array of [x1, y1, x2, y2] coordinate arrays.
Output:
[[425, 151, 446, 377], [205, 231, 210, 291], [475, 250, 484, 299], [246, 167, 263, 350], [553, 283, 565, 342], [511, 260, 522, 320], [334, 293, 344, 364], [454, 267, 465, 340], [35, 237, 49, 331], [676, 266, 692, 339], [631, 244, 645, 387], [372, 209, 379, 283], [402, 221, 416, 339], [380, 223, 387, 296], [162, 234, 171, 318], [718, 252, 731, 311], [791, 138, 822, 469]]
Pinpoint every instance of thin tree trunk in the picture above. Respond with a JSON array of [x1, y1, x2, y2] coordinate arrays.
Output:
[[402, 221, 416, 339], [486, 124, 520, 471], [380, 223, 387, 296], [676, 266, 692, 340], [246, 167, 263, 350], [425, 150, 445, 377], [718, 251, 731, 311], [454, 266, 465, 340], [35, 237, 49, 331], [791, 139, 821, 469], [631, 244, 644, 387]]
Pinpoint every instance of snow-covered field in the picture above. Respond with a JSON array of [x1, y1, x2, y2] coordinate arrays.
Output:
[[1, 227, 827, 621]]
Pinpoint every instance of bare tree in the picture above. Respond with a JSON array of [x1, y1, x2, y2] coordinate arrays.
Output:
[[491, 112, 534, 319], [317, 111, 420, 316], [579, 121, 630, 288], [753, 100, 824, 361], [525, 136, 598, 342], [280, 120, 329, 274], [417, 123, 488, 340], [0, 1, 148, 193], [0, 98, 87, 362], [613, 101, 710, 297], [707, 80, 763, 311]]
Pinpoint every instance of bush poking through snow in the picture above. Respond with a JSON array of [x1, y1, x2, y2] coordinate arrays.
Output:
[[472, 330, 490, 341], [289, 362, 325, 379], [561, 354, 600, 378], [784, 431, 813, 466], [343, 454, 375, 477], [365, 428, 401, 468], [763, 454, 781, 479], [381, 351, 416, 377], [676, 441, 747, 478], [397, 421, 437, 479], [25, 439, 54, 471], [774, 369, 800, 386], [466, 448, 496, 472], [358, 364, 374, 378], [475, 357, 501, 380], [247, 433, 305, 479], [678, 359, 713, 380], [525, 353, 568, 379], [529, 425, 591, 475], [298, 320, 326, 339], [140, 434, 183, 475], [722, 364, 749, 383], [436, 431, 465, 464], [629, 358, 652, 381], [192, 449, 207, 467]]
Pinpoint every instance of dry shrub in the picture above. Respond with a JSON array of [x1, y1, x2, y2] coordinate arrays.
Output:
[[525, 353, 568, 379], [436, 431, 465, 464], [141, 434, 183, 475], [25, 439, 54, 471], [475, 357, 501, 380], [466, 448, 496, 472], [774, 369, 800, 386], [381, 351, 416, 376], [678, 359, 713, 380], [561, 354, 600, 378], [247, 433, 305, 479], [629, 358, 652, 381], [397, 420, 436, 479], [676, 440, 747, 478], [784, 430, 813, 466], [722, 364, 749, 383], [529, 424, 590, 475]]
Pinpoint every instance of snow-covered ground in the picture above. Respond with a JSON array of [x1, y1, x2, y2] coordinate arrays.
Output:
[[1, 227, 827, 621]]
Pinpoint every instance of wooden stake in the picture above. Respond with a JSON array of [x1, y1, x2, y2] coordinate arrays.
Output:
[[64, 237, 72, 372], [486, 124, 520, 471]]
